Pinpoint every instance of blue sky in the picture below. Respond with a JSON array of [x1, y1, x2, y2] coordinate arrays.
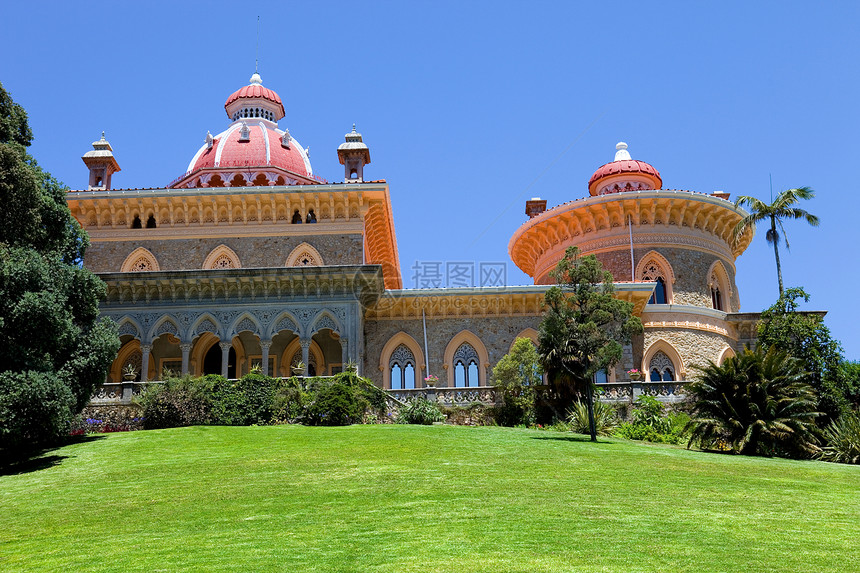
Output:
[[2, 1, 859, 359]]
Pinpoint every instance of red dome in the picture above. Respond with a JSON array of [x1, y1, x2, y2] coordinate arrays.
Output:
[[225, 84, 285, 119], [588, 159, 662, 196]]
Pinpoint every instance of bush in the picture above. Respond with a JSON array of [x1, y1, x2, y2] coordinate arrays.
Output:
[[137, 375, 212, 429], [397, 398, 445, 425], [631, 395, 670, 434], [818, 411, 860, 464], [0, 370, 75, 449], [304, 379, 367, 426], [566, 399, 619, 436], [271, 377, 307, 423], [206, 373, 277, 425]]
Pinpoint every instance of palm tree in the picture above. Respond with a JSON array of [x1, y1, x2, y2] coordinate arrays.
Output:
[[686, 346, 820, 457], [734, 187, 819, 296]]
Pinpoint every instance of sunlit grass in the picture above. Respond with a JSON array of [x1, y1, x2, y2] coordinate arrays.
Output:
[[1, 425, 858, 572]]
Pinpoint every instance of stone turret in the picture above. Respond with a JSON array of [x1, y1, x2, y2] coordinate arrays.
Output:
[[82, 132, 121, 190], [337, 124, 371, 182]]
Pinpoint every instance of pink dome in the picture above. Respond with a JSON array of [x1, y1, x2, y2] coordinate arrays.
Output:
[[225, 84, 285, 120]]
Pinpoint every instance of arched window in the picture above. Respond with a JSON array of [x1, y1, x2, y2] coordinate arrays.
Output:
[[711, 286, 723, 311], [292, 210, 302, 224], [453, 343, 480, 387], [652, 277, 667, 304], [389, 344, 416, 390], [637, 251, 674, 305], [594, 368, 608, 384], [203, 245, 241, 269], [285, 242, 324, 267], [121, 247, 160, 272], [131, 214, 142, 229], [649, 351, 675, 382]]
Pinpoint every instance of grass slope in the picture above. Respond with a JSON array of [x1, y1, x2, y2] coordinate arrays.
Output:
[[1, 425, 858, 572]]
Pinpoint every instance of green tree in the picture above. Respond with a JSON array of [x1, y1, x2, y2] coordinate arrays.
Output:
[[0, 82, 118, 451], [734, 187, 819, 296], [687, 346, 820, 458], [757, 287, 849, 423], [538, 246, 642, 441], [492, 337, 543, 426]]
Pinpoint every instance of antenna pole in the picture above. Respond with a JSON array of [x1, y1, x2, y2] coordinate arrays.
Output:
[[256, 16, 260, 73]]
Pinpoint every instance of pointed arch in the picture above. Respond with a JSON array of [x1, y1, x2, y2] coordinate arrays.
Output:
[[149, 315, 181, 342], [228, 313, 262, 339], [109, 339, 154, 383], [286, 242, 324, 267], [115, 316, 143, 341], [511, 328, 539, 351], [443, 330, 490, 387], [717, 346, 736, 366], [121, 247, 160, 272], [190, 313, 222, 340], [379, 332, 426, 389], [203, 244, 241, 269], [268, 311, 301, 339], [309, 310, 342, 337], [707, 259, 733, 312], [642, 338, 686, 381], [636, 250, 675, 304]]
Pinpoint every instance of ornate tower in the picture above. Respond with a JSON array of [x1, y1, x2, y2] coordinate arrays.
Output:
[[82, 132, 121, 190], [337, 124, 371, 182]]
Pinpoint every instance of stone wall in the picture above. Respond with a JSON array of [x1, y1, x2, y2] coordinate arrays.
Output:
[[593, 247, 739, 311], [363, 315, 542, 387], [643, 327, 735, 377], [85, 234, 363, 272]]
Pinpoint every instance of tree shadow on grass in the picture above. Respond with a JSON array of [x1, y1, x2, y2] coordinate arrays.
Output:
[[0, 435, 105, 476], [529, 434, 618, 444]]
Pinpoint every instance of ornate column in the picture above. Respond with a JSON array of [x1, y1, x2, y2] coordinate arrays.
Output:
[[300, 338, 310, 376], [220, 341, 232, 378], [180, 343, 192, 375], [340, 337, 349, 369], [260, 340, 272, 376], [140, 344, 152, 382]]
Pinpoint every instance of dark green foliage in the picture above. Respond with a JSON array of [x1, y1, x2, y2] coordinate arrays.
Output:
[[687, 346, 820, 457], [271, 377, 307, 423], [206, 374, 277, 425], [137, 375, 213, 429], [817, 411, 860, 465], [397, 398, 445, 425], [304, 380, 366, 426], [0, 82, 32, 146], [0, 84, 117, 449], [610, 396, 689, 444], [492, 337, 542, 426], [567, 399, 618, 436], [538, 246, 642, 438], [757, 287, 848, 422], [838, 361, 860, 408]]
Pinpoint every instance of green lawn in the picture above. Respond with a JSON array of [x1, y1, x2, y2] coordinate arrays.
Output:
[[1, 425, 858, 572]]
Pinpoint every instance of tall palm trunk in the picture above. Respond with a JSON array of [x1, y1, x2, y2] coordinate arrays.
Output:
[[771, 215, 783, 296]]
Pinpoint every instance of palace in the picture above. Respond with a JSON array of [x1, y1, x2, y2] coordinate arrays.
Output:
[[67, 73, 759, 403]]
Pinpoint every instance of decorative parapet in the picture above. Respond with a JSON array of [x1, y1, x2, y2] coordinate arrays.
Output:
[[66, 182, 402, 289], [509, 190, 754, 280], [365, 282, 655, 320], [98, 265, 384, 307]]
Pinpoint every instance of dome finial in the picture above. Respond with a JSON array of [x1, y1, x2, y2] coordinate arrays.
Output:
[[249, 71, 263, 85], [352, 123, 356, 133], [614, 141, 631, 161]]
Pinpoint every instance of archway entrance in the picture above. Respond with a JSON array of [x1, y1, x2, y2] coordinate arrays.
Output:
[[203, 343, 236, 378]]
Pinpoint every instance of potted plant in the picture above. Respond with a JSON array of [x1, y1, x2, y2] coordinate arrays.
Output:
[[627, 369, 643, 381], [292, 361, 305, 377], [424, 374, 439, 388], [345, 359, 358, 373], [123, 363, 138, 381]]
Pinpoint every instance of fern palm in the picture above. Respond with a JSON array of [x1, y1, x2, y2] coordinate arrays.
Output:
[[687, 346, 820, 457], [734, 187, 819, 296]]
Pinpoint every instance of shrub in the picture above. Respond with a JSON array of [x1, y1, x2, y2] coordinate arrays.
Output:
[[567, 399, 618, 436], [686, 346, 820, 458], [397, 398, 445, 425], [818, 411, 860, 464], [271, 377, 307, 424], [206, 373, 277, 425], [304, 379, 367, 426], [491, 338, 542, 426], [631, 395, 670, 434], [137, 375, 211, 429]]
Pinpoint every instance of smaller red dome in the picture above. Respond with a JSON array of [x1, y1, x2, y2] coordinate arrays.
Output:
[[225, 84, 285, 119], [587, 143, 662, 196], [588, 160, 661, 188]]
